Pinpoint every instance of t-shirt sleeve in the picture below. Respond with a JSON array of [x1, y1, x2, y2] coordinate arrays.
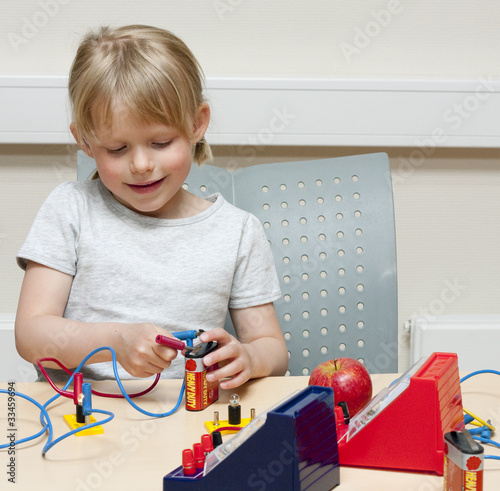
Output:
[[16, 182, 83, 275], [229, 213, 281, 309]]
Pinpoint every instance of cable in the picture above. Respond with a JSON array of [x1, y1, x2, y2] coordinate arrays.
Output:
[[37, 357, 161, 399], [49, 346, 185, 418], [0, 389, 52, 449], [41, 409, 114, 456], [36, 330, 194, 400], [460, 369, 500, 461], [1, 343, 188, 455], [460, 369, 500, 384], [463, 407, 496, 431]]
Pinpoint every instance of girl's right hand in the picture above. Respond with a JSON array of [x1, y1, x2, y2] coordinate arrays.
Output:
[[114, 323, 179, 378]]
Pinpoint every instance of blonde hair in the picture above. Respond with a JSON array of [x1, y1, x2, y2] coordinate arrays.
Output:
[[69, 25, 212, 165]]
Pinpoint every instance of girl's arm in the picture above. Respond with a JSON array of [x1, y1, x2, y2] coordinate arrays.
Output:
[[15, 261, 177, 377], [198, 302, 288, 389]]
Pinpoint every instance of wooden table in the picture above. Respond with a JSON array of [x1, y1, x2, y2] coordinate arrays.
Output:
[[1, 373, 500, 490]]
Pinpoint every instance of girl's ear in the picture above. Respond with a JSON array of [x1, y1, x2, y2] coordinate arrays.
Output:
[[70, 123, 94, 158], [192, 103, 210, 143]]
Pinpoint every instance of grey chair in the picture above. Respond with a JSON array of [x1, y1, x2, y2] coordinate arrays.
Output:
[[78, 151, 398, 374]]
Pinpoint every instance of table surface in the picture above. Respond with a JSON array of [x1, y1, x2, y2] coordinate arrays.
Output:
[[1, 373, 500, 490]]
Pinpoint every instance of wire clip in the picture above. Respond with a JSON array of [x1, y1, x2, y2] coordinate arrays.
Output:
[[204, 393, 255, 435]]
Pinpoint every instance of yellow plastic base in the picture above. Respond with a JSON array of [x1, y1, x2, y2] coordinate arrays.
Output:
[[63, 414, 103, 436], [204, 417, 252, 435]]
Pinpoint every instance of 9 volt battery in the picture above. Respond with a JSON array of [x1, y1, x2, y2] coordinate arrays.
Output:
[[185, 341, 219, 411], [443, 428, 484, 491]]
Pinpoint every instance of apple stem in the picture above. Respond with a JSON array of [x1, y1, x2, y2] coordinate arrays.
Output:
[[334, 359, 337, 370]]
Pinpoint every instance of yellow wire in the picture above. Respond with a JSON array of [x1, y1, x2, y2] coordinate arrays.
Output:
[[463, 407, 495, 431]]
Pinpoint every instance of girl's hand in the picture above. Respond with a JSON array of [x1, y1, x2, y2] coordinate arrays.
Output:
[[198, 328, 253, 390], [114, 323, 179, 378]]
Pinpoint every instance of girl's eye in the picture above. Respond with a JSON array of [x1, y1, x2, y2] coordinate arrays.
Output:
[[154, 141, 172, 148], [107, 146, 126, 154]]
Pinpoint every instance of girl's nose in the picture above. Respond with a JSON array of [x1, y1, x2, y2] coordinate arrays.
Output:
[[130, 148, 154, 173]]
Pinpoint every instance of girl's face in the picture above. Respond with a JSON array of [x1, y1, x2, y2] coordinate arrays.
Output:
[[81, 105, 209, 219]]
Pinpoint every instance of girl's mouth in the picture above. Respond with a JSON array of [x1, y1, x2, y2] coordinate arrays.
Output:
[[128, 177, 165, 194]]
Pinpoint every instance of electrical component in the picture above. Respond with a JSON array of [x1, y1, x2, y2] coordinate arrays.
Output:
[[204, 394, 255, 435], [193, 443, 205, 469], [182, 449, 196, 475], [228, 393, 241, 425], [211, 431, 223, 449], [444, 429, 484, 491], [184, 341, 219, 411], [201, 433, 214, 454], [156, 335, 194, 352], [63, 382, 103, 436], [0, 336, 198, 456]]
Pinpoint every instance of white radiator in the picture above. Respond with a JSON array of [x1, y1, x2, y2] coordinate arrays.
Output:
[[406, 315, 500, 372], [0, 314, 37, 382]]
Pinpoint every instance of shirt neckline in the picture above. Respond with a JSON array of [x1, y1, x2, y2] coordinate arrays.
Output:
[[97, 180, 224, 226]]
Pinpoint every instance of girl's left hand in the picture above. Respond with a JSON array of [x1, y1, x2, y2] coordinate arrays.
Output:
[[198, 328, 253, 389]]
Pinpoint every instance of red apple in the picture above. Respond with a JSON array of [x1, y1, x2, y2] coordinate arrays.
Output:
[[308, 358, 372, 417]]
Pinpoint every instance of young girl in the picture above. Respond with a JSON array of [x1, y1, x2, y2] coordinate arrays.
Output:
[[15, 25, 288, 389]]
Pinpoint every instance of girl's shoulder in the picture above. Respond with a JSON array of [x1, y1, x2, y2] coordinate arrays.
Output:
[[47, 179, 101, 199]]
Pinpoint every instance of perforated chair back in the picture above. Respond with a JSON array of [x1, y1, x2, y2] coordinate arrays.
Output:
[[77, 152, 398, 374]]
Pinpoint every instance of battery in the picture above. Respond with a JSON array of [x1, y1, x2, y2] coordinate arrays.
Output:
[[184, 341, 219, 411], [443, 428, 484, 491]]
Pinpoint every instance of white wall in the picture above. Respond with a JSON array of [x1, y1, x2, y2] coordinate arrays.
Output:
[[2, 1, 500, 78], [2, 1, 500, 372]]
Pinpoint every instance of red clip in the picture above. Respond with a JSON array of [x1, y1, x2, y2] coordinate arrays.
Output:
[[193, 442, 205, 469], [201, 433, 214, 454], [73, 372, 83, 406], [182, 448, 196, 475]]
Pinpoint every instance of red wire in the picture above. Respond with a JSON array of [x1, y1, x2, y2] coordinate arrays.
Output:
[[37, 358, 161, 399], [210, 426, 243, 433]]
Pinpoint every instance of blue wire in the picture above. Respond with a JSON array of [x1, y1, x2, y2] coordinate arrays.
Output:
[[1, 343, 188, 454], [0, 390, 52, 449], [461, 369, 500, 461], [41, 409, 114, 456], [460, 369, 500, 384]]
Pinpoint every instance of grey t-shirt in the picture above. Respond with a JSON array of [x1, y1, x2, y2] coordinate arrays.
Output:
[[17, 180, 281, 380]]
